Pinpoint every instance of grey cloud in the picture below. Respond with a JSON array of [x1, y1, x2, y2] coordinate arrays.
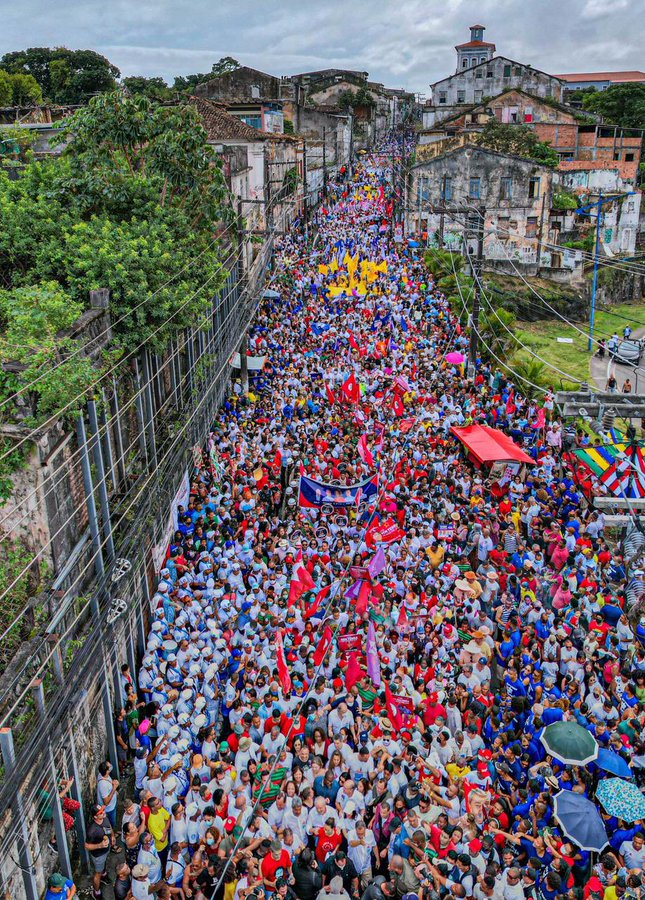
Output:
[[2, 0, 645, 92]]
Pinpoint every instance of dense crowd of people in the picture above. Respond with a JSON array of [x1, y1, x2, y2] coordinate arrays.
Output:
[[80, 137, 645, 900]]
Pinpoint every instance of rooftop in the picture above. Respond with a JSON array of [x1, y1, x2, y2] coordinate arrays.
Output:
[[555, 71, 645, 83], [189, 97, 296, 143], [455, 40, 496, 49]]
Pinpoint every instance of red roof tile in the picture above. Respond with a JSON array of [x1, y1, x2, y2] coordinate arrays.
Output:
[[555, 71, 645, 83]]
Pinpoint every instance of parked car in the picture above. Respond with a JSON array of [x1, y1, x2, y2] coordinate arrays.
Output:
[[612, 339, 644, 366]]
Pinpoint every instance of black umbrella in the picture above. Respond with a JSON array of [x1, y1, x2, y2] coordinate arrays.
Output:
[[553, 790, 608, 852]]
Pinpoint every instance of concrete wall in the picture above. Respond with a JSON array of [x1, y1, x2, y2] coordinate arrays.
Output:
[[194, 67, 280, 102], [429, 57, 564, 121]]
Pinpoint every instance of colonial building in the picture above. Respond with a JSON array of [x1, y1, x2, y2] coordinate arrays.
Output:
[[425, 26, 565, 127], [190, 97, 303, 245], [408, 145, 561, 274]]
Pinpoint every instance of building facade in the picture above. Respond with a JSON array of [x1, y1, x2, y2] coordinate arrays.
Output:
[[408, 145, 559, 273]]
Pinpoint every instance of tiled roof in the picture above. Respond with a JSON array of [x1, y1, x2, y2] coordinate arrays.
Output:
[[190, 97, 268, 141], [189, 97, 297, 143], [556, 71, 645, 83], [455, 40, 496, 49]]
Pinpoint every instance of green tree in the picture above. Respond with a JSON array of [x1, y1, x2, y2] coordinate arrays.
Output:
[[508, 356, 549, 399], [122, 75, 172, 101], [480, 307, 518, 360], [0, 70, 12, 106], [0, 125, 35, 164], [0, 92, 232, 357], [0, 282, 100, 421], [8, 73, 42, 105], [476, 120, 559, 167], [0, 47, 119, 103], [582, 83, 645, 129], [210, 57, 240, 76]]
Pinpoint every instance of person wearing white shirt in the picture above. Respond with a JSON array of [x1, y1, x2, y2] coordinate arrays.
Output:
[[347, 822, 377, 888], [307, 797, 337, 836]]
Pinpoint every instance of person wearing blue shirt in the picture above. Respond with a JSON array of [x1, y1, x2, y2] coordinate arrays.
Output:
[[505, 670, 527, 699], [541, 705, 564, 726], [45, 873, 76, 900]]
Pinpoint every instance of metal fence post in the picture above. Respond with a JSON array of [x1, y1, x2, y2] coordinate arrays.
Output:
[[87, 397, 115, 562], [30, 682, 74, 880], [66, 726, 89, 871], [141, 349, 158, 470], [0, 728, 38, 900], [133, 358, 149, 469], [110, 376, 128, 491], [76, 414, 105, 581]]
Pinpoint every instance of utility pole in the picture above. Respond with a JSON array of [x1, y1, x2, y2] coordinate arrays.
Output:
[[468, 205, 485, 380], [575, 190, 634, 351], [438, 175, 447, 248], [322, 126, 327, 198], [589, 189, 602, 353], [302, 139, 308, 236]]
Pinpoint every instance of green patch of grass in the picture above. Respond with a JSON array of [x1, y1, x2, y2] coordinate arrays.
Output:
[[516, 301, 645, 389]]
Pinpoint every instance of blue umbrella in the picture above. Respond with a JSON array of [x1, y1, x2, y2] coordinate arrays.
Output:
[[553, 791, 608, 851], [596, 779, 645, 823], [596, 748, 633, 779]]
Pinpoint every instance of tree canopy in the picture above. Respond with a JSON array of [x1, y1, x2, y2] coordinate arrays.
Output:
[[122, 76, 173, 101], [0, 47, 119, 104], [582, 83, 645, 130], [0, 69, 42, 106], [476, 120, 560, 167], [172, 57, 240, 93], [0, 92, 233, 429]]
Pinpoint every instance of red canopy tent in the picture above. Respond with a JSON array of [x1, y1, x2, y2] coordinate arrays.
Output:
[[450, 424, 533, 468]]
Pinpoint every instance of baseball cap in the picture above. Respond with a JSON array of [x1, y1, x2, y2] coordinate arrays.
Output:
[[48, 874, 68, 889], [224, 816, 237, 833]]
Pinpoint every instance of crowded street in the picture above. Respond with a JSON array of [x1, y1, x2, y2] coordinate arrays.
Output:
[[115, 138, 645, 900]]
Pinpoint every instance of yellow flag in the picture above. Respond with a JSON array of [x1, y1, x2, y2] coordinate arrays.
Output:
[[318, 264, 329, 275], [330, 258, 339, 273]]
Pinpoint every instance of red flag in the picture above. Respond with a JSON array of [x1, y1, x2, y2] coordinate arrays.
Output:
[[392, 395, 405, 417], [270, 449, 283, 470], [314, 625, 333, 666], [399, 417, 417, 434], [326, 384, 336, 405], [304, 584, 331, 619], [506, 390, 516, 416], [341, 372, 361, 404], [348, 333, 359, 350], [355, 580, 372, 616], [275, 631, 292, 694], [357, 434, 375, 468], [366, 517, 406, 549], [288, 551, 316, 606], [385, 683, 404, 731], [397, 605, 409, 631], [345, 652, 364, 691]]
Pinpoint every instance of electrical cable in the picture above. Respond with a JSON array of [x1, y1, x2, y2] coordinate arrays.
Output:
[[0, 232, 279, 727], [460, 231, 589, 386], [0, 186, 307, 627], [0, 182, 303, 467]]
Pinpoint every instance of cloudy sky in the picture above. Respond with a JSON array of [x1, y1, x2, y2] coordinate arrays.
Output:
[[2, 0, 645, 94]]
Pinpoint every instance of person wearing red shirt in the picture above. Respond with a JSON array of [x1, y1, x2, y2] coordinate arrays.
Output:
[[422, 693, 447, 728], [261, 841, 292, 892], [429, 824, 456, 859], [316, 819, 343, 863]]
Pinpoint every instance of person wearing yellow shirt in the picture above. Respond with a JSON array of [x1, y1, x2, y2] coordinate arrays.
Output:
[[426, 543, 445, 569], [147, 796, 171, 860], [446, 757, 471, 782]]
